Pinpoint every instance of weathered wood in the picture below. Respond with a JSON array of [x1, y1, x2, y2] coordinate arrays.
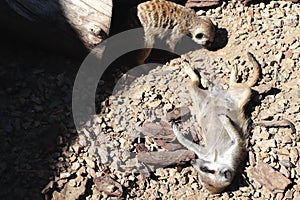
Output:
[[137, 149, 195, 166], [185, 0, 220, 8], [0, 0, 112, 57]]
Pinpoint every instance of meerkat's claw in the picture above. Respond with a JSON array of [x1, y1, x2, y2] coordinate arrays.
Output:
[[229, 65, 238, 88]]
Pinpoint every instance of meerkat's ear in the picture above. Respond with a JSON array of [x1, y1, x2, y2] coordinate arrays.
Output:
[[199, 16, 215, 26]]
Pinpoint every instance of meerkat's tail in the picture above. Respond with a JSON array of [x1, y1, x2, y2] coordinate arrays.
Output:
[[246, 52, 261, 87]]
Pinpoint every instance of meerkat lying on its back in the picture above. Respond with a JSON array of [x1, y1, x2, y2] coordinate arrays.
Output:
[[136, 0, 215, 63], [172, 52, 261, 193]]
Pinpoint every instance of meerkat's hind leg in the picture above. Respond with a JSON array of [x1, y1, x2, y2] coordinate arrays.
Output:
[[144, 29, 155, 48], [137, 29, 155, 65], [136, 49, 152, 65], [246, 52, 261, 87], [167, 29, 182, 51]]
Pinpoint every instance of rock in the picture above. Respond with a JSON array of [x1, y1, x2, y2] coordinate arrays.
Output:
[[284, 190, 293, 199], [277, 149, 291, 162], [52, 178, 87, 200], [275, 52, 283, 63], [285, 36, 296, 45], [234, 40, 241, 45], [296, 113, 300, 122], [96, 144, 109, 164], [71, 162, 81, 171], [258, 128, 270, 140], [257, 139, 276, 152], [290, 41, 300, 50], [166, 106, 191, 121], [275, 192, 284, 200], [137, 149, 195, 166], [279, 165, 290, 178], [249, 151, 256, 167], [147, 99, 161, 108], [294, 192, 300, 200], [94, 175, 123, 197], [68, 179, 77, 187], [279, 160, 294, 168], [295, 166, 300, 176], [69, 154, 77, 162], [60, 172, 71, 179], [248, 162, 292, 193], [86, 167, 96, 178], [281, 134, 292, 144], [139, 122, 174, 138], [113, 140, 120, 147]]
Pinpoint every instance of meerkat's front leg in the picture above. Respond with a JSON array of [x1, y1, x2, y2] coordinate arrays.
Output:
[[172, 121, 205, 160], [181, 60, 200, 86], [218, 114, 241, 144]]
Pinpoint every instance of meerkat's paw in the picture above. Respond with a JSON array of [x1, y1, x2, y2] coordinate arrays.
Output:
[[181, 60, 200, 85], [229, 65, 238, 88]]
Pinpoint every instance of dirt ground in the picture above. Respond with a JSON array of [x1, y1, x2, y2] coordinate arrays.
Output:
[[0, 0, 299, 199]]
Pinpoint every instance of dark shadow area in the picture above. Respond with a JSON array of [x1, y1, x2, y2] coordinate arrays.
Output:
[[0, 1, 87, 199], [208, 28, 228, 51], [0, 37, 81, 200], [226, 168, 249, 193], [0, 2, 89, 60]]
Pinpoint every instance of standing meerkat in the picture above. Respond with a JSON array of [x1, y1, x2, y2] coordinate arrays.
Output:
[[172, 52, 261, 193], [136, 0, 216, 63]]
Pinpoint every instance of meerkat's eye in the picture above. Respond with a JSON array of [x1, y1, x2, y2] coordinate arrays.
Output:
[[200, 166, 215, 174], [195, 33, 204, 39]]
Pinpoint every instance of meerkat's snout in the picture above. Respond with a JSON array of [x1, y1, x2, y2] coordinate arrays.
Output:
[[196, 162, 235, 193], [222, 168, 233, 181]]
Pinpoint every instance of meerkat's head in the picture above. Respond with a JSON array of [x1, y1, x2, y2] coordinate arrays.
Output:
[[193, 159, 235, 193], [190, 17, 216, 48]]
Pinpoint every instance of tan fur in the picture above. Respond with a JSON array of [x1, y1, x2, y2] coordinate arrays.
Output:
[[172, 52, 260, 193], [136, 0, 215, 64]]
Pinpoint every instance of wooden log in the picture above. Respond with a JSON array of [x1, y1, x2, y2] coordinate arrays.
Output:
[[0, 0, 112, 58], [137, 149, 195, 166]]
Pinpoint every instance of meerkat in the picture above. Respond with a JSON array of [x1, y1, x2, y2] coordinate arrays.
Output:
[[172, 52, 261, 193], [135, 0, 216, 64]]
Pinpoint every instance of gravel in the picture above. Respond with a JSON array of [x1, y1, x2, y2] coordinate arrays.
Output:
[[1, 0, 299, 199]]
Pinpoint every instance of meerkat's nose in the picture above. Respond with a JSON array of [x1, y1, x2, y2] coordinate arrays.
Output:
[[222, 169, 233, 181]]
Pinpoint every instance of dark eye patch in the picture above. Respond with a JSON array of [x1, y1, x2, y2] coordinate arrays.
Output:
[[200, 166, 215, 174], [195, 33, 204, 39]]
